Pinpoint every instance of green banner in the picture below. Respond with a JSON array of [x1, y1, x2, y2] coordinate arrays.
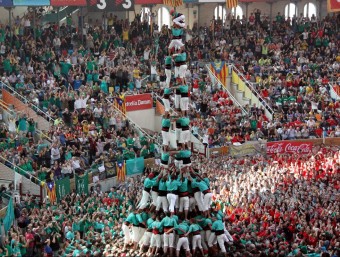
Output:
[[3, 197, 14, 232], [75, 173, 89, 196], [126, 157, 144, 176], [56, 177, 71, 202]]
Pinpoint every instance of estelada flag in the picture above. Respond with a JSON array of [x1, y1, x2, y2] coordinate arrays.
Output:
[[328, 0, 340, 12], [46, 181, 57, 204], [116, 161, 126, 182]]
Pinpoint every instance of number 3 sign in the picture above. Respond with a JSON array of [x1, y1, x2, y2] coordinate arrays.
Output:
[[90, 0, 134, 11]]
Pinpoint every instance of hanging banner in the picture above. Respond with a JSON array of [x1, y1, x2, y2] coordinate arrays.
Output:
[[328, 0, 340, 12], [75, 173, 89, 195], [0, 0, 13, 7], [56, 177, 71, 202], [125, 94, 153, 112], [267, 142, 313, 155], [229, 142, 264, 157], [13, 0, 50, 5], [88, 0, 134, 11], [126, 157, 145, 176], [50, 0, 86, 6]]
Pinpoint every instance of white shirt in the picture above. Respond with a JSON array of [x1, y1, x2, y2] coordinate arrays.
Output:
[[150, 65, 157, 75], [74, 99, 82, 110]]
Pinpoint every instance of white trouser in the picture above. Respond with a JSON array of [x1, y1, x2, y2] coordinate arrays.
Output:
[[179, 64, 187, 79], [208, 232, 216, 247], [162, 131, 170, 146], [174, 66, 180, 78], [205, 230, 211, 244], [176, 237, 190, 251], [150, 234, 161, 248], [168, 39, 184, 50], [174, 159, 183, 171], [140, 231, 152, 246], [167, 193, 177, 213], [180, 130, 190, 144], [138, 227, 146, 243], [175, 128, 181, 141], [174, 94, 181, 109], [122, 224, 131, 244], [180, 97, 189, 111], [217, 234, 228, 253], [203, 192, 213, 212], [138, 190, 150, 209], [179, 196, 189, 212], [163, 232, 175, 248], [194, 191, 204, 211], [224, 229, 233, 242], [163, 98, 170, 112], [200, 230, 208, 250], [156, 195, 169, 212], [165, 69, 171, 88], [151, 191, 158, 206], [192, 234, 203, 249], [132, 226, 141, 243], [189, 197, 196, 211]]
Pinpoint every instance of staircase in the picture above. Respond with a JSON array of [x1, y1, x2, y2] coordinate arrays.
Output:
[[229, 65, 274, 120], [106, 98, 162, 150], [205, 64, 249, 116], [1, 83, 53, 132], [42, 6, 79, 24]]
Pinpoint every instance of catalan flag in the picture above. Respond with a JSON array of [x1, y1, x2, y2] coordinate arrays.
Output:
[[116, 161, 126, 182], [46, 181, 57, 204], [163, 0, 183, 7], [227, 0, 238, 9]]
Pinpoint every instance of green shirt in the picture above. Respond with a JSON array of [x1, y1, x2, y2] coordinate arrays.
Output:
[[178, 178, 188, 192], [187, 223, 202, 233], [60, 62, 72, 75], [174, 222, 189, 235], [179, 84, 189, 94], [162, 118, 171, 128], [211, 219, 224, 231], [165, 56, 172, 65], [166, 176, 182, 191], [172, 28, 183, 37], [161, 152, 170, 162], [161, 216, 178, 227]]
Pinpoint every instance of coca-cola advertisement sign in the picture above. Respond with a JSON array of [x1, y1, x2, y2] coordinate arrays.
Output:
[[267, 142, 313, 155]]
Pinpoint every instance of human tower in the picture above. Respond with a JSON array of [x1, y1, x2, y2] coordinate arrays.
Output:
[[122, 10, 233, 257]]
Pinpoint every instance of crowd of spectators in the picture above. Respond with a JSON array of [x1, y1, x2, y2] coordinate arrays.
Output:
[[0, 6, 338, 257], [3, 144, 339, 257]]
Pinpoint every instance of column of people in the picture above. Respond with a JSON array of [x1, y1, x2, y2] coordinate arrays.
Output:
[[121, 10, 233, 257]]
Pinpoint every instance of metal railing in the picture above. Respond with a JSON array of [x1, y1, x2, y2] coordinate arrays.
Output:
[[231, 65, 274, 118], [0, 100, 52, 142], [0, 156, 43, 186], [105, 97, 162, 147], [205, 64, 249, 116], [0, 82, 55, 123]]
